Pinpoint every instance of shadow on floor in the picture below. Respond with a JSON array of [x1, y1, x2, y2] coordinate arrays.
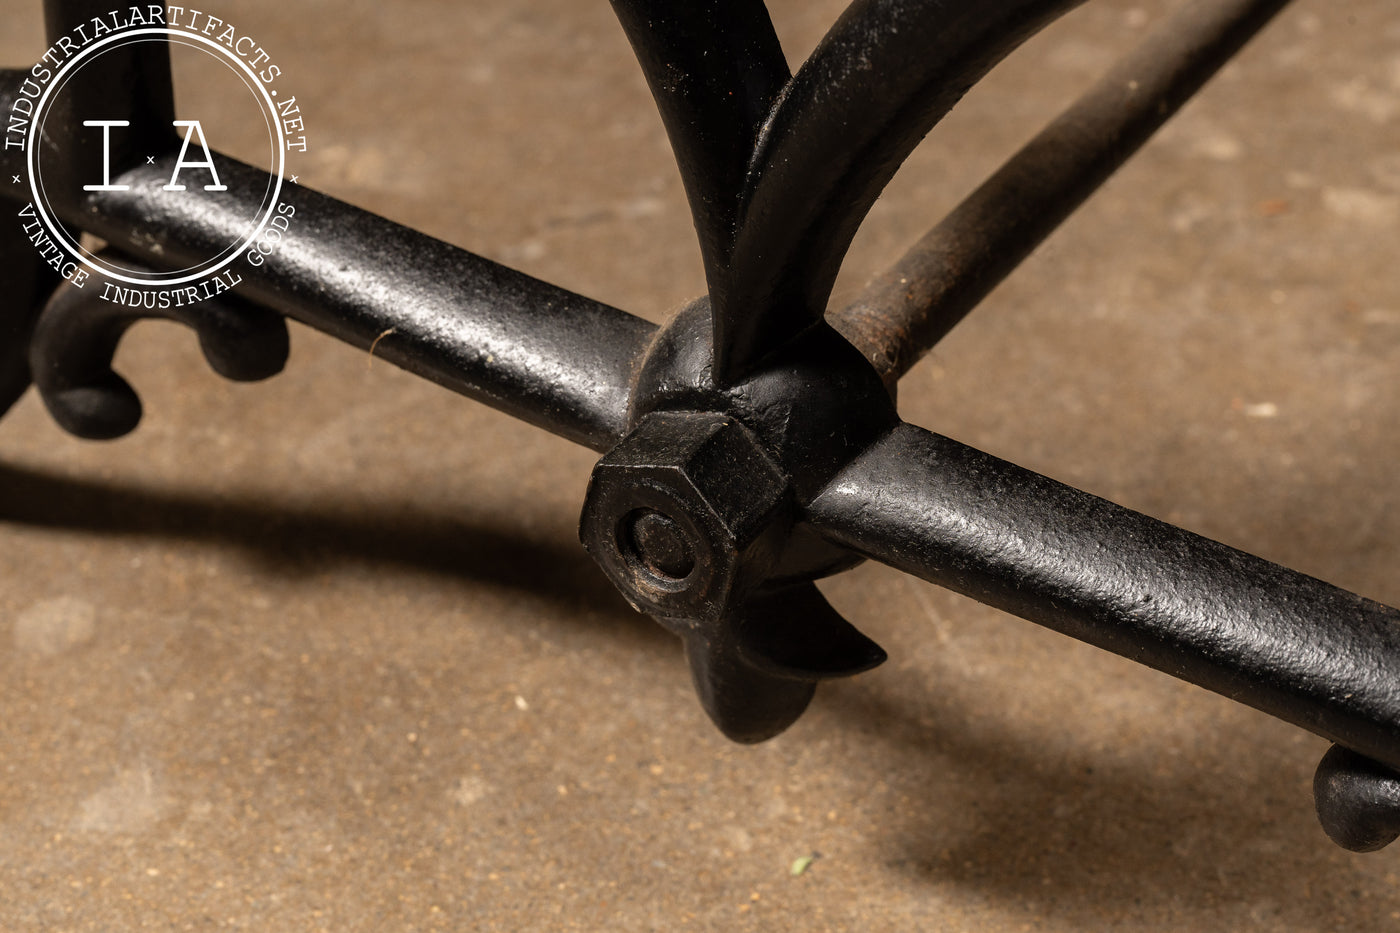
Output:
[[0, 458, 654, 639], [2, 457, 1394, 927]]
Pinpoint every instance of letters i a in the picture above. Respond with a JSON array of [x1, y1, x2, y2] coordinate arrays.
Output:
[[81, 119, 227, 192]]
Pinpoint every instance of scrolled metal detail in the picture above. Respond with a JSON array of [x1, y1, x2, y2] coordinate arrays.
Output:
[[28, 252, 289, 440]]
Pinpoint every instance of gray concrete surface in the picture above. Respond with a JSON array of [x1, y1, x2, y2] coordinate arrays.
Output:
[[3, 1, 1400, 929]]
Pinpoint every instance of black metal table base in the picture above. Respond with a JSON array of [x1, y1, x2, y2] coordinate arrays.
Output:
[[4, 0, 1399, 852]]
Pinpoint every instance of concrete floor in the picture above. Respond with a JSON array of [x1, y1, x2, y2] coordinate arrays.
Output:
[[3, 1, 1400, 929]]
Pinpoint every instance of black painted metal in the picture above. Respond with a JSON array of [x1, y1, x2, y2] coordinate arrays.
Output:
[[578, 409, 885, 741], [682, 581, 886, 744], [38, 0, 177, 214], [0, 221, 60, 421], [6, 0, 1398, 848], [65, 155, 656, 452], [1315, 746, 1400, 852], [607, 0, 788, 336], [712, 0, 1087, 382], [29, 256, 288, 439], [0, 73, 62, 421], [614, 0, 1090, 383], [808, 424, 1400, 774], [0, 70, 27, 183], [834, 0, 1295, 382], [581, 410, 793, 624]]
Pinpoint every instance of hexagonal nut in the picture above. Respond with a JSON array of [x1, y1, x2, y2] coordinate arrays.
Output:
[[579, 411, 791, 624]]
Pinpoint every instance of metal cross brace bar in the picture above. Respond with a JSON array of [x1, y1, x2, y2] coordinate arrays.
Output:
[[4, 0, 1399, 851]]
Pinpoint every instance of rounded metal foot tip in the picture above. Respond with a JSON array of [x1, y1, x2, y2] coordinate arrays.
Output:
[[1313, 745, 1400, 852]]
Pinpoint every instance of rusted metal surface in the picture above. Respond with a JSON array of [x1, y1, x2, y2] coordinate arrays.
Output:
[[832, 0, 1295, 383]]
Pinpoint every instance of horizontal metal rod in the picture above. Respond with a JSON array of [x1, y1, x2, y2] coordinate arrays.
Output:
[[832, 0, 1295, 382], [59, 154, 655, 452], [808, 423, 1400, 771]]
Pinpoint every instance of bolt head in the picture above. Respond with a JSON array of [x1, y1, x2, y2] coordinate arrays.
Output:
[[624, 509, 697, 580]]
